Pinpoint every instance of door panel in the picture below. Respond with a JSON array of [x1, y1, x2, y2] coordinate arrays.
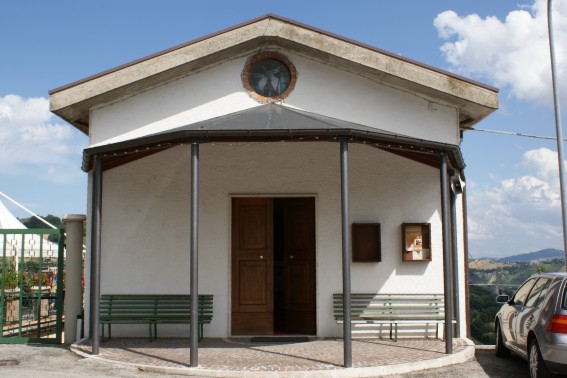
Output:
[[232, 198, 273, 334], [239, 205, 268, 250], [289, 262, 310, 305], [282, 198, 316, 334], [239, 260, 268, 305]]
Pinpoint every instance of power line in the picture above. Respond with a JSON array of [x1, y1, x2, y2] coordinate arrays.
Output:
[[469, 128, 567, 142]]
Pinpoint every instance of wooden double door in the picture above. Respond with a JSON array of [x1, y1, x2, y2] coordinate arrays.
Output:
[[231, 197, 316, 335]]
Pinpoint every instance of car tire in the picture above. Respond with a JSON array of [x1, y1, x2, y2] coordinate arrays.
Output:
[[495, 322, 510, 357], [529, 339, 554, 378]]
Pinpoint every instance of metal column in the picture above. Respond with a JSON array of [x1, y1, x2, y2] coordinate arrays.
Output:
[[450, 182, 461, 338], [440, 153, 453, 354], [90, 156, 103, 355], [190, 143, 199, 367], [340, 140, 352, 368]]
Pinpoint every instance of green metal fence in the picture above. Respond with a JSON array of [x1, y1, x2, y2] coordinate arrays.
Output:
[[0, 229, 64, 344]]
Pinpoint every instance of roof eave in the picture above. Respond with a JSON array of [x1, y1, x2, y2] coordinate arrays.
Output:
[[50, 14, 498, 133]]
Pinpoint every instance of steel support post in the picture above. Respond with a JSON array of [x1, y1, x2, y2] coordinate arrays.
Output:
[[190, 143, 199, 367], [340, 140, 352, 368], [450, 185, 461, 338], [440, 154, 453, 354], [90, 156, 103, 355]]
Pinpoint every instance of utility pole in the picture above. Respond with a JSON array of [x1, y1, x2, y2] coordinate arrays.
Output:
[[547, 0, 567, 272]]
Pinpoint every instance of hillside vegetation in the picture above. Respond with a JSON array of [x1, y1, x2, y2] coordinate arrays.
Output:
[[468, 258, 565, 344]]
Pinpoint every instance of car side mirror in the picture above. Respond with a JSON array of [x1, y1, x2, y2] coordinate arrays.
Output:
[[496, 295, 509, 304]]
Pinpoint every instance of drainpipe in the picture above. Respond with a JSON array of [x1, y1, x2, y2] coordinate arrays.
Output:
[[450, 173, 462, 338]]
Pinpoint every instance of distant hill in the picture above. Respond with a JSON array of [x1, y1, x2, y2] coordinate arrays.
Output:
[[497, 248, 564, 263]]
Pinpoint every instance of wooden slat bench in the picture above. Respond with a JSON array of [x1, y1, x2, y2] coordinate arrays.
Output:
[[333, 293, 453, 341], [100, 294, 213, 341]]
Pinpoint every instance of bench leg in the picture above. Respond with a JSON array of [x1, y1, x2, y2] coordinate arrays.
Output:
[[393, 323, 398, 342], [148, 323, 158, 342], [100, 324, 111, 342], [199, 323, 203, 342], [388, 323, 398, 342], [103, 324, 112, 341]]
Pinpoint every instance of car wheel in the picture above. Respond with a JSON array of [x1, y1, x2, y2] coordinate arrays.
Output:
[[529, 339, 554, 378], [495, 322, 510, 357]]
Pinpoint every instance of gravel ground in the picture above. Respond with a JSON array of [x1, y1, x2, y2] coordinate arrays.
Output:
[[390, 349, 529, 378], [0, 344, 168, 378], [0, 344, 535, 377]]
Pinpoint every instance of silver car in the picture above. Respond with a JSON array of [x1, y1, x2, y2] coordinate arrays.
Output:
[[495, 272, 567, 377]]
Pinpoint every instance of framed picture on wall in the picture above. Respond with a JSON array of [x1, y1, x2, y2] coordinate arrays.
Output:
[[402, 223, 431, 262]]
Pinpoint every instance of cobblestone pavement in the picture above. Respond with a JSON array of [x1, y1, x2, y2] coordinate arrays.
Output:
[[73, 337, 470, 375], [0, 341, 538, 378]]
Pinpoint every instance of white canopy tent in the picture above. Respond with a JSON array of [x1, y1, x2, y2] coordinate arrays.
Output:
[[0, 200, 61, 268]]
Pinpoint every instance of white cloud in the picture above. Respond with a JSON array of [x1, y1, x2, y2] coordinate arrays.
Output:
[[467, 147, 564, 257], [0, 94, 86, 183], [434, 0, 567, 105]]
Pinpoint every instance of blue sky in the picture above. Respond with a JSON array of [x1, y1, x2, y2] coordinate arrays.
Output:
[[1, 0, 566, 258]]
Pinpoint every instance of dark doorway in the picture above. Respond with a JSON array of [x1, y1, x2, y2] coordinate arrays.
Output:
[[232, 197, 316, 335]]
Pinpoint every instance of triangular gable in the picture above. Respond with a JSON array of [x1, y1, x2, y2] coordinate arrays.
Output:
[[50, 14, 498, 134]]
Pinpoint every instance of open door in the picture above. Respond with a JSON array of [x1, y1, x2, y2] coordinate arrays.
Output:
[[281, 198, 316, 334], [232, 197, 316, 335]]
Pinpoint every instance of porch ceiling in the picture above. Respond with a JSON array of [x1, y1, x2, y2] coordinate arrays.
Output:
[[83, 104, 464, 172]]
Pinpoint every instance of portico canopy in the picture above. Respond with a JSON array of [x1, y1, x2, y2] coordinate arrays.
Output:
[[82, 104, 465, 172]]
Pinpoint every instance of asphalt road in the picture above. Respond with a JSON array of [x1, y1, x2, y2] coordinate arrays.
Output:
[[0, 344, 534, 378]]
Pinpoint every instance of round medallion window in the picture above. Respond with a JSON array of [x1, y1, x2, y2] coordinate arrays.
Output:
[[242, 52, 297, 102]]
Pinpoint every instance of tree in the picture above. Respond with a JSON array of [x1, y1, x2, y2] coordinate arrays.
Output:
[[22, 215, 64, 243]]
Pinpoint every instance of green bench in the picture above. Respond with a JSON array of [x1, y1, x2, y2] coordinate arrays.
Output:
[[333, 293, 452, 341], [100, 294, 213, 341]]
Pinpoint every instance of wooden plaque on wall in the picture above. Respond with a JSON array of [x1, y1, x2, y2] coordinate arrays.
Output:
[[352, 223, 381, 262]]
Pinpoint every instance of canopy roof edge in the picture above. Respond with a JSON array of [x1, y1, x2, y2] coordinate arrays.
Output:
[[82, 104, 465, 172]]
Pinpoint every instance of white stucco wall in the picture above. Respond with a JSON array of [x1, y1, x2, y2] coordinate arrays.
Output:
[[82, 46, 469, 339], [89, 50, 459, 147], [87, 141, 466, 338]]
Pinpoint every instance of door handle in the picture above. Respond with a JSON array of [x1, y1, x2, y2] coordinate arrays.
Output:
[[259, 255, 264, 259]]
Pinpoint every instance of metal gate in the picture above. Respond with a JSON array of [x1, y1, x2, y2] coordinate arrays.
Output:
[[0, 228, 64, 344]]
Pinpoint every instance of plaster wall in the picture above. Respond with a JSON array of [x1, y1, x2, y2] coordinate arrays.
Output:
[[90, 141, 464, 338], [89, 50, 459, 147]]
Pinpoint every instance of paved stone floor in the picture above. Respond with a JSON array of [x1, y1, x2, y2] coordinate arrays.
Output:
[[72, 337, 473, 376]]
